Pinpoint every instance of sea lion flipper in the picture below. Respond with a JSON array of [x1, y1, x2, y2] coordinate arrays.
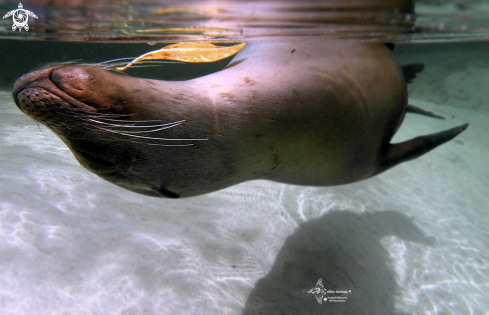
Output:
[[155, 186, 180, 199], [378, 123, 469, 173], [407, 104, 446, 120], [402, 63, 425, 84]]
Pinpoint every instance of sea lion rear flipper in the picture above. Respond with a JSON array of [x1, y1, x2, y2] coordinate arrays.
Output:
[[402, 63, 425, 84], [378, 123, 468, 173], [407, 104, 446, 119]]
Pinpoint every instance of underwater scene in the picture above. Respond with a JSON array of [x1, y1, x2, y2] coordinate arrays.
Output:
[[0, 0, 488, 314]]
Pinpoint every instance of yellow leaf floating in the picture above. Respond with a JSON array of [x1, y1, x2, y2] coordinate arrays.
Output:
[[116, 42, 246, 72]]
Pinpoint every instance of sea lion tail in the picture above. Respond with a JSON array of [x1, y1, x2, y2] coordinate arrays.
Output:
[[378, 123, 468, 173]]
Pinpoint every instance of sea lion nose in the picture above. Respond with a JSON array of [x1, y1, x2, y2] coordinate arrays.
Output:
[[50, 66, 125, 110], [50, 66, 94, 98], [13, 66, 99, 115]]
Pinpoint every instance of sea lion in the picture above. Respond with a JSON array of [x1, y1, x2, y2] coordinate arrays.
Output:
[[13, 40, 468, 198]]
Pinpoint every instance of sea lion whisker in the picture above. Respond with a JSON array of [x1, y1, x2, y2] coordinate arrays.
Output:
[[84, 136, 194, 146], [98, 57, 137, 64], [79, 114, 134, 119], [93, 125, 184, 134], [76, 116, 176, 124], [50, 112, 122, 122], [44, 122, 73, 137], [89, 136, 195, 147], [104, 127, 182, 134], [43, 120, 65, 128], [119, 61, 184, 67], [113, 139, 195, 147], [76, 118, 139, 126], [35, 121, 44, 134], [81, 123, 185, 135], [139, 60, 184, 65], [58, 59, 84, 65], [66, 113, 133, 120], [56, 123, 99, 134], [97, 128, 208, 141], [44, 118, 109, 134], [99, 64, 131, 70], [75, 118, 186, 133], [100, 58, 183, 66], [81, 118, 185, 129], [94, 118, 166, 123], [98, 59, 184, 71], [72, 121, 206, 141], [71, 121, 123, 133], [68, 112, 136, 119], [113, 64, 166, 69], [72, 118, 136, 129]]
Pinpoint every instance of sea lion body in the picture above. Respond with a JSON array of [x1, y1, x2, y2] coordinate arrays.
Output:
[[13, 41, 467, 198]]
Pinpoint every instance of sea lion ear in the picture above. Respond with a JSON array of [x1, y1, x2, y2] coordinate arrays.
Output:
[[154, 186, 180, 199]]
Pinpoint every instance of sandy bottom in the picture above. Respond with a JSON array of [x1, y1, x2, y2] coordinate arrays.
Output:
[[0, 91, 487, 315]]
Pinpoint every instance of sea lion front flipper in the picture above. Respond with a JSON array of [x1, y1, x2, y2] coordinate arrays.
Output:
[[402, 63, 425, 84], [155, 186, 180, 199], [377, 123, 469, 174], [407, 104, 446, 120]]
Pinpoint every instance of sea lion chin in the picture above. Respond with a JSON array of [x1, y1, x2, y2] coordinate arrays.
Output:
[[13, 40, 468, 198]]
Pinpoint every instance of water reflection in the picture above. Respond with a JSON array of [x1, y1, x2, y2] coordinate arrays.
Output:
[[1, 0, 487, 43]]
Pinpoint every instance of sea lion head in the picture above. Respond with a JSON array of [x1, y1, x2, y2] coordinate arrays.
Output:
[[13, 65, 185, 198]]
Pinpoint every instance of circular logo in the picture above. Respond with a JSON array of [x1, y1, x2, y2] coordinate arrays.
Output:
[[13, 9, 28, 28], [2, 3, 38, 32]]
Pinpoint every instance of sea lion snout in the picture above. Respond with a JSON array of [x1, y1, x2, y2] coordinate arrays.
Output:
[[50, 66, 128, 111], [14, 66, 129, 119], [13, 66, 100, 118]]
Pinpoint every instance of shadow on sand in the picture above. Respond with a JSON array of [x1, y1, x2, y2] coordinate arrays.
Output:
[[243, 210, 433, 315]]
